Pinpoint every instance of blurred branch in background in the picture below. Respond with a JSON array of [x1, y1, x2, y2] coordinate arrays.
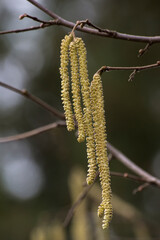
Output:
[[0, 81, 65, 119], [0, 121, 66, 143]]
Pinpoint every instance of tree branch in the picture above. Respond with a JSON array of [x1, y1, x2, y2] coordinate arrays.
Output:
[[97, 61, 160, 81], [110, 171, 149, 183], [0, 121, 66, 143], [107, 142, 160, 188], [0, 81, 64, 119], [1, 0, 160, 44], [0, 25, 50, 35], [26, 0, 160, 44], [98, 61, 160, 73], [133, 182, 150, 194]]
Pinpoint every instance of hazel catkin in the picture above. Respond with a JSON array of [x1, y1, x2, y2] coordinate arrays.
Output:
[[59, 33, 112, 229], [75, 37, 97, 185], [69, 40, 85, 142], [60, 34, 75, 131], [90, 72, 112, 229]]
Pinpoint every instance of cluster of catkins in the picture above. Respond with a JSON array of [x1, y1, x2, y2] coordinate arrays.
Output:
[[60, 33, 112, 229]]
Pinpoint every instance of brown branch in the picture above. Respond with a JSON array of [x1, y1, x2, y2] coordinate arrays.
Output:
[[0, 121, 66, 143], [98, 61, 160, 74], [110, 171, 148, 183], [27, 0, 63, 21], [97, 61, 160, 81], [26, 0, 160, 44], [0, 81, 64, 119], [19, 13, 50, 24], [0, 13, 58, 35], [107, 142, 160, 188], [138, 42, 152, 57], [133, 182, 150, 194], [0, 24, 51, 35], [1, 0, 160, 44]]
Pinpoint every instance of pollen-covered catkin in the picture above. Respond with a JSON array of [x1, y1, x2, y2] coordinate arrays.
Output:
[[69, 40, 85, 142], [60, 34, 75, 131], [75, 37, 97, 185], [90, 73, 112, 229]]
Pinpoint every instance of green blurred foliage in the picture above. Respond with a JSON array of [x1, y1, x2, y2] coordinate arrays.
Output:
[[0, 0, 160, 239]]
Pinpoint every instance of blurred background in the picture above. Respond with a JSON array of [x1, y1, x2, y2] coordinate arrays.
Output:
[[0, 0, 160, 239]]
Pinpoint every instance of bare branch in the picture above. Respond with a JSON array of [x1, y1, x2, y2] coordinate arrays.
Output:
[[98, 61, 160, 74], [0, 25, 49, 35], [1, 0, 160, 44], [0, 81, 64, 119], [110, 171, 148, 183], [19, 13, 50, 24], [27, 0, 62, 21], [26, 0, 160, 44], [97, 61, 160, 81], [138, 42, 153, 57], [107, 142, 160, 188], [0, 18, 59, 35], [0, 121, 66, 143], [133, 183, 150, 194]]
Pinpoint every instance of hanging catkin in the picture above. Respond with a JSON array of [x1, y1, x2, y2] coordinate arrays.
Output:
[[75, 37, 97, 185], [60, 34, 75, 131], [90, 72, 112, 229], [69, 40, 85, 142], [60, 33, 112, 229]]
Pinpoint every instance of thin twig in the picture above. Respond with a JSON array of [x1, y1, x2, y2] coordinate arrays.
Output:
[[0, 121, 66, 143], [19, 13, 50, 24], [107, 142, 160, 188], [133, 182, 150, 194], [98, 61, 160, 74], [97, 61, 160, 81], [0, 81, 64, 119], [0, 25, 50, 35], [138, 42, 152, 57], [110, 171, 148, 183], [26, 0, 160, 44]]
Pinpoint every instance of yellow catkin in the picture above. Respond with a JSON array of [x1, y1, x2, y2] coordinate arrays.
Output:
[[75, 37, 97, 185], [69, 40, 85, 142], [90, 73, 112, 229], [60, 34, 75, 131]]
